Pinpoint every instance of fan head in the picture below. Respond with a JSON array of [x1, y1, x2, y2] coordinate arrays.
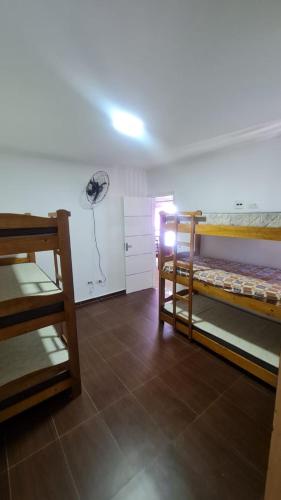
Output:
[[85, 171, 110, 207]]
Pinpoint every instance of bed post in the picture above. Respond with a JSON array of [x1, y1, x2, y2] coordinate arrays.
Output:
[[188, 215, 196, 339], [56, 210, 81, 397], [194, 234, 201, 256], [172, 214, 179, 329], [158, 211, 166, 324], [24, 214, 36, 263]]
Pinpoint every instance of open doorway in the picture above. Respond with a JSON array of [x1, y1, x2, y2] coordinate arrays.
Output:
[[153, 194, 175, 290]]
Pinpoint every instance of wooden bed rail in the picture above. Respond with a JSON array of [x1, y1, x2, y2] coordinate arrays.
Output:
[[0, 211, 71, 256], [164, 221, 281, 241], [0, 213, 58, 229]]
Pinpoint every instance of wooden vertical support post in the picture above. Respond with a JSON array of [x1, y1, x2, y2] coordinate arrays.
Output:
[[48, 212, 60, 287], [194, 234, 201, 256], [188, 216, 196, 340], [24, 214, 36, 263], [28, 252, 36, 263], [56, 210, 81, 397], [265, 356, 281, 500], [172, 214, 178, 329], [158, 211, 166, 323], [53, 250, 61, 288]]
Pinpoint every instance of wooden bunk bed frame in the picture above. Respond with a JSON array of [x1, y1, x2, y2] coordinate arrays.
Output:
[[0, 210, 81, 422], [158, 211, 281, 387]]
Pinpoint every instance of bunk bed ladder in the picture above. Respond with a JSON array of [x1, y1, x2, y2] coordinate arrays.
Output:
[[188, 216, 196, 339], [172, 214, 179, 329], [158, 212, 166, 323], [172, 214, 196, 339]]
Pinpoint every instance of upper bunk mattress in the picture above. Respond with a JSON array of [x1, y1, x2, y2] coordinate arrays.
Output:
[[0, 263, 59, 302], [163, 256, 281, 304], [202, 212, 281, 227]]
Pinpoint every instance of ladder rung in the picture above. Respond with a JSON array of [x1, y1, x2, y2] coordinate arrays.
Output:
[[174, 260, 191, 269], [175, 294, 189, 301], [174, 313, 190, 322], [176, 241, 190, 247]]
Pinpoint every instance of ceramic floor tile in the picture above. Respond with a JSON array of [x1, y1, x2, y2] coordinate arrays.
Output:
[[102, 394, 167, 475], [61, 415, 132, 500], [6, 404, 57, 467], [160, 362, 219, 414], [133, 377, 196, 439], [50, 389, 97, 436], [10, 441, 77, 500]]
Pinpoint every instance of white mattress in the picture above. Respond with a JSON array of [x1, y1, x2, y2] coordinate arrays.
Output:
[[164, 296, 281, 368], [203, 212, 281, 227], [0, 326, 68, 387], [0, 263, 59, 302]]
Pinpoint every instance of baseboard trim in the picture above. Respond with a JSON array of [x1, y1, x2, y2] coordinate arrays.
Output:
[[75, 289, 126, 308]]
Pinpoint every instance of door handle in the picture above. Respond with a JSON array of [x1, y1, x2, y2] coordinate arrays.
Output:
[[125, 242, 133, 251]]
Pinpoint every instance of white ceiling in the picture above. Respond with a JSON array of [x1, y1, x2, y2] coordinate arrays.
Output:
[[1, 0, 281, 168]]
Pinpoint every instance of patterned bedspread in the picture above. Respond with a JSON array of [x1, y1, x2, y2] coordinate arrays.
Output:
[[163, 256, 281, 303]]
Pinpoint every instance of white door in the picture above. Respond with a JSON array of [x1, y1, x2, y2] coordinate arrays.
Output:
[[124, 197, 154, 293]]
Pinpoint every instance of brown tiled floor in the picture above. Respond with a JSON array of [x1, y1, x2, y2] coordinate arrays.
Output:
[[0, 288, 276, 499]]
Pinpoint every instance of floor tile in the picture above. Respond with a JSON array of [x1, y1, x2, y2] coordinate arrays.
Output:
[[78, 339, 105, 373], [175, 416, 265, 500], [113, 443, 217, 500], [160, 362, 219, 414], [111, 323, 146, 350], [61, 415, 131, 500], [0, 470, 10, 500], [50, 389, 97, 436], [202, 395, 272, 474], [131, 337, 187, 374], [10, 441, 77, 500], [78, 301, 109, 318], [177, 348, 240, 393], [102, 394, 167, 475], [82, 363, 129, 411], [0, 433, 7, 472], [91, 310, 127, 331], [224, 376, 275, 430], [133, 377, 196, 439], [76, 310, 108, 342], [88, 331, 128, 360], [6, 404, 57, 467], [107, 350, 156, 390], [130, 314, 174, 342]]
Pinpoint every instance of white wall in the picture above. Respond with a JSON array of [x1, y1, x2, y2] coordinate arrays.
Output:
[[147, 138, 281, 268], [0, 155, 147, 301]]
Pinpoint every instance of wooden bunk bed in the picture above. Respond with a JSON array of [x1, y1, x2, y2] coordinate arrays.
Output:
[[0, 210, 81, 422], [158, 211, 281, 387]]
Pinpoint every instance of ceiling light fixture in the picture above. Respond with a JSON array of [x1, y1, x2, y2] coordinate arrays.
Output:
[[111, 110, 145, 139]]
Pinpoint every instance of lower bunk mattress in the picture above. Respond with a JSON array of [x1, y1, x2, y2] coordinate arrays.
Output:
[[164, 295, 281, 372], [0, 325, 69, 388], [163, 255, 281, 304]]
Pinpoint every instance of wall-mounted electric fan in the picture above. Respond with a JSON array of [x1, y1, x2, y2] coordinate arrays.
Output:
[[81, 171, 110, 284], [85, 171, 110, 207]]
